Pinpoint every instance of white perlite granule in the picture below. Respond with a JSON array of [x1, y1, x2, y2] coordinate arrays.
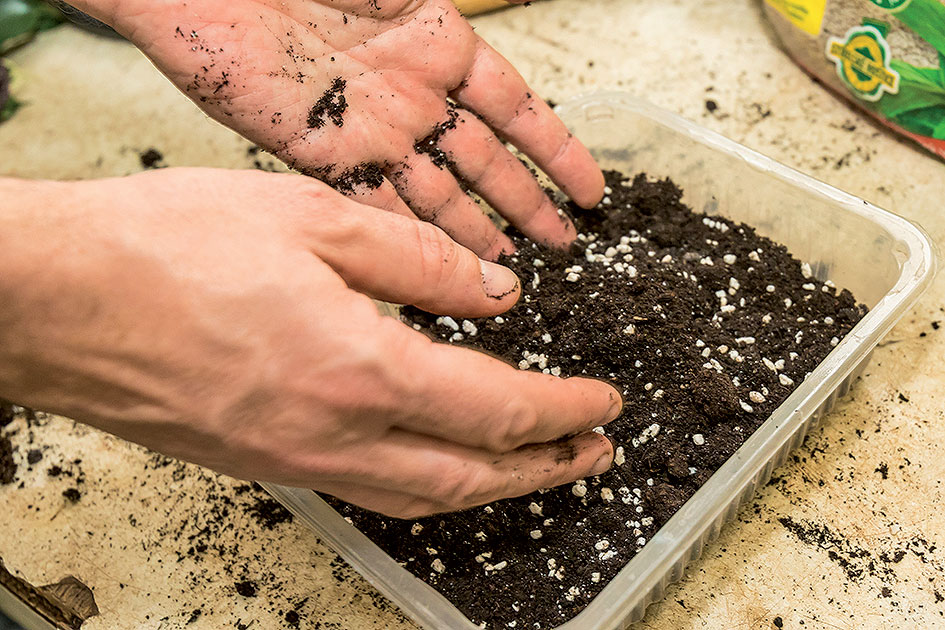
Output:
[[614, 446, 626, 466], [436, 316, 459, 331]]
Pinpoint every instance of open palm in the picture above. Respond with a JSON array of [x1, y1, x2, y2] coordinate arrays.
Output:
[[93, 0, 604, 258]]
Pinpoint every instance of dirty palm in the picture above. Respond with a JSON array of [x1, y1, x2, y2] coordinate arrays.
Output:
[[94, 0, 604, 259]]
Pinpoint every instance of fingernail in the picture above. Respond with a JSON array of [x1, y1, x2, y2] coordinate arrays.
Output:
[[603, 388, 623, 423], [480, 259, 520, 300], [590, 450, 613, 476]]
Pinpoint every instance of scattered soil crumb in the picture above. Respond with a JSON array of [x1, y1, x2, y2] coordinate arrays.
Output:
[[875, 462, 889, 480], [62, 487, 82, 503], [328, 162, 385, 194], [139, 148, 165, 169], [245, 488, 294, 530], [307, 77, 347, 129], [0, 401, 17, 429], [235, 580, 257, 597], [0, 434, 15, 485]]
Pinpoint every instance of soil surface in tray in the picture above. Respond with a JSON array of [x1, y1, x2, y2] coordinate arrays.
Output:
[[326, 170, 866, 629]]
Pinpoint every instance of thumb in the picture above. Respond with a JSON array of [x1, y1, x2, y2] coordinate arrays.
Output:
[[304, 201, 521, 317]]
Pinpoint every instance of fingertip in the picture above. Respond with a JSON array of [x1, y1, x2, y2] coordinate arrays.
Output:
[[563, 431, 613, 479], [569, 162, 606, 209], [590, 448, 614, 476], [566, 377, 624, 425], [526, 195, 579, 249], [480, 259, 521, 305], [602, 384, 623, 423], [555, 136, 606, 209]]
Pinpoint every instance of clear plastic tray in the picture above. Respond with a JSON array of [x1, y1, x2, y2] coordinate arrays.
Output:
[[262, 92, 937, 629]]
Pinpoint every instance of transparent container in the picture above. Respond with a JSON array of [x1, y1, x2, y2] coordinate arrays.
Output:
[[262, 92, 937, 629]]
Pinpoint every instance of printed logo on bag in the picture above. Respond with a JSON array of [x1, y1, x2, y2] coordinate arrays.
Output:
[[867, 0, 912, 11], [826, 25, 900, 102]]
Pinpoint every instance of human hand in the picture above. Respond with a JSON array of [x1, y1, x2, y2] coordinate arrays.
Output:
[[69, 0, 605, 260], [0, 169, 619, 517]]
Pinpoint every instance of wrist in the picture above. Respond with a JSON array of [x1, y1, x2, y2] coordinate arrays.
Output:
[[0, 177, 91, 406]]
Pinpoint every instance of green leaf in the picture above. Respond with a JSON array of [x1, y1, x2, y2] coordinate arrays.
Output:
[[869, 59, 945, 138], [0, 0, 64, 53], [890, 0, 945, 58], [0, 93, 20, 122]]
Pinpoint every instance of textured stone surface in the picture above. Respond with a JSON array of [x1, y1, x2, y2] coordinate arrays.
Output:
[[2, 1, 945, 628]]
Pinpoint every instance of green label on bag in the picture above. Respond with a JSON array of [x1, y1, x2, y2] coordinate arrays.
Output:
[[826, 25, 901, 101], [867, 0, 913, 11]]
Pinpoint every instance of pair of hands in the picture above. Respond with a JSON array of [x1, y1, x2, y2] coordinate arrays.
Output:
[[6, 0, 620, 517]]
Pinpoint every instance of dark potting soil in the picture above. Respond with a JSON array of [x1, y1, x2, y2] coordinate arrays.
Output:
[[0, 434, 14, 485], [307, 77, 347, 130], [325, 169, 867, 629]]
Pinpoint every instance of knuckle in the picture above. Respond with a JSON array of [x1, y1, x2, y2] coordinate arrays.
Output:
[[412, 221, 461, 290], [485, 398, 538, 452], [513, 189, 548, 234], [548, 132, 576, 170], [428, 463, 484, 508], [333, 314, 423, 410], [462, 135, 504, 187], [267, 311, 406, 426], [272, 176, 350, 233], [293, 176, 335, 201], [317, 210, 363, 247], [496, 89, 537, 135]]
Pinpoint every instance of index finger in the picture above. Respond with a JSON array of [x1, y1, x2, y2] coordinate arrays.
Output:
[[451, 38, 605, 209], [384, 322, 623, 452]]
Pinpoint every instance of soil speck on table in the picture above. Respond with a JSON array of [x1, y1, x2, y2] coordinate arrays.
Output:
[[62, 487, 82, 503], [0, 434, 15, 485], [139, 148, 165, 169], [244, 486, 293, 530]]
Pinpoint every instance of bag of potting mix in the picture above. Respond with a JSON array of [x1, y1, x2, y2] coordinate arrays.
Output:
[[764, 0, 945, 159]]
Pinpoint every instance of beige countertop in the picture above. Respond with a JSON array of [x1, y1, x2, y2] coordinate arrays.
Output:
[[2, 1, 945, 628]]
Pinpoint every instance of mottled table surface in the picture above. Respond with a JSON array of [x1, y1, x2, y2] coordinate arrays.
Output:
[[2, 1, 945, 628]]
